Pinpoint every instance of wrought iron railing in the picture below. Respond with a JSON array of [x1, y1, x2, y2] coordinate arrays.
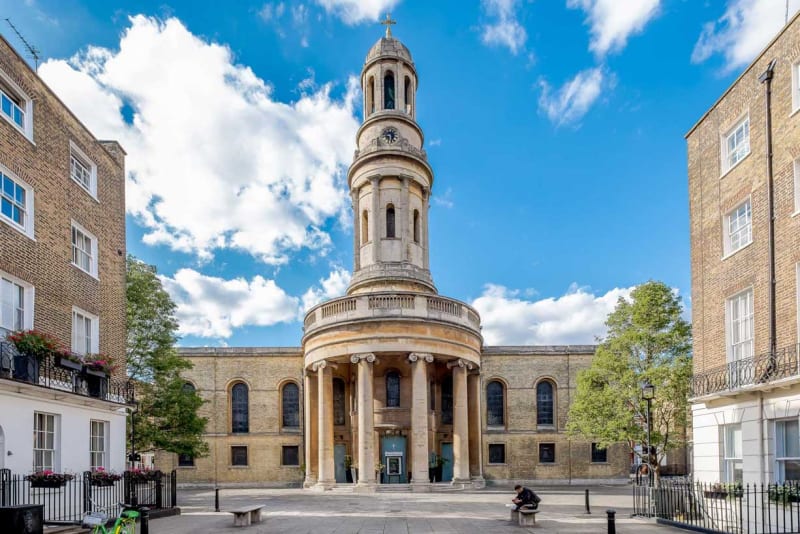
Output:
[[0, 341, 134, 405], [634, 479, 800, 534], [691, 344, 800, 397], [0, 469, 177, 525]]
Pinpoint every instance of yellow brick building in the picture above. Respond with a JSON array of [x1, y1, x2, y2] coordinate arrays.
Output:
[[159, 24, 630, 489]]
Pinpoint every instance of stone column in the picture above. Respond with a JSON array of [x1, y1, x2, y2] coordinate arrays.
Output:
[[422, 187, 430, 269], [303, 370, 318, 487], [371, 176, 381, 263], [400, 176, 409, 261], [352, 189, 361, 271], [409, 352, 433, 489], [351, 353, 376, 487], [315, 360, 336, 489], [467, 371, 485, 486], [449, 359, 472, 485]]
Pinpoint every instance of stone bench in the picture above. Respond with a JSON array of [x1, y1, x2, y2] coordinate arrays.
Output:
[[230, 504, 265, 527], [518, 509, 539, 527]]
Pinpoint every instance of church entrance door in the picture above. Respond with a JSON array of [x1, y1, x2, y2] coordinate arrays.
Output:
[[441, 443, 454, 482], [380, 436, 407, 483], [334, 444, 347, 483]]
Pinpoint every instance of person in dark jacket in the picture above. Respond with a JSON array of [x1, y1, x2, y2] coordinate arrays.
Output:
[[512, 484, 540, 511]]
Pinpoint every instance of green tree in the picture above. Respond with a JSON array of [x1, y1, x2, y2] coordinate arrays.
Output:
[[567, 280, 692, 483], [127, 255, 208, 458]]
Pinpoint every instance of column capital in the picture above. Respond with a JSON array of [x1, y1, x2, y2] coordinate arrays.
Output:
[[350, 353, 376, 364], [447, 358, 473, 371], [312, 360, 339, 372], [408, 352, 434, 364]]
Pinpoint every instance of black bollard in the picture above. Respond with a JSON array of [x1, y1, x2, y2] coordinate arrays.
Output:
[[215, 487, 220, 512], [585, 488, 591, 514], [140, 507, 150, 534], [606, 509, 616, 534]]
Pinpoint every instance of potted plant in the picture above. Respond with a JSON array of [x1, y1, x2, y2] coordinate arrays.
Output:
[[89, 467, 122, 487], [703, 482, 742, 499], [344, 455, 355, 483], [769, 484, 800, 504], [55, 350, 83, 372], [7, 330, 59, 383], [125, 467, 160, 485], [433, 455, 448, 483], [375, 462, 385, 484], [83, 354, 115, 399], [25, 470, 75, 489]]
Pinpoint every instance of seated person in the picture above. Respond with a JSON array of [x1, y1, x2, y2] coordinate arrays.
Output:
[[511, 484, 540, 511]]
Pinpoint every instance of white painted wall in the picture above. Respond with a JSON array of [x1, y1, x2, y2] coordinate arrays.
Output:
[[0, 389, 127, 475], [692, 386, 800, 484]]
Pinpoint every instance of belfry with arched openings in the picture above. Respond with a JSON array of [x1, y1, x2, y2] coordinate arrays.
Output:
[[163, 19, 635, 490]]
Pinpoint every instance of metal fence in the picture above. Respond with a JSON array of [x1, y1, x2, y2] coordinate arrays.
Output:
[[691, 344, 800, 397], [634, 480, 800, 533], [0, 469, 177, 525]]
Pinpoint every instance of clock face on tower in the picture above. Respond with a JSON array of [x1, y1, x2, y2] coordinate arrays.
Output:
[[380, 127, 399, 144]]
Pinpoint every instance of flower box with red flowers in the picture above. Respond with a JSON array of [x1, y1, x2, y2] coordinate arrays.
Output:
[[83, 355, 115, 376], [125, 468, 160, 484], [25, 470, 75, 488], [89, 467, 122, 487], [55, 351, 84, 372]]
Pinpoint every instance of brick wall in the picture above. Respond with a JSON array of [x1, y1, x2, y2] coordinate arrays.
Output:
[[0, 36, 126, 368]]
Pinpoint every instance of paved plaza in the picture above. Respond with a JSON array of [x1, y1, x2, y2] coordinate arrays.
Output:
[[148, 486, 685, 533]]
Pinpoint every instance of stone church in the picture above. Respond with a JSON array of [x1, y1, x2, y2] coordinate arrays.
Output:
[[159, 23, 629, 489]]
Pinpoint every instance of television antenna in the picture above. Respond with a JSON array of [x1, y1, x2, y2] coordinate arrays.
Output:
[[5, 18, 41, 71]]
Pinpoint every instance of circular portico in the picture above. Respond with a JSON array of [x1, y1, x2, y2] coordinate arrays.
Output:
[[302, 19, 484, 491]]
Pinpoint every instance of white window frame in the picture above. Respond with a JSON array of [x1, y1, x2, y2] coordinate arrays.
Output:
[[775, 418, 800, 483], [90, 420, 108, 470], [33, 412, 59, 472], [71, 221, 98, 278], [0, 68, 33, 141], [721, 115, 750, 174], [69, 141, 97, 198], [726, 288, 754, 364], [0, 270, 34, 335], [793, 158, 800, 217], [792, 60, 800, 115], [721, 423, 742, 484], [0, 163, 34, 239], [72, 306, 99, 356], [723, 198, 753, 258]]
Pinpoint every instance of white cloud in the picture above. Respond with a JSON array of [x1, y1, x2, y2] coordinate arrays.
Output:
[[568, 0, 660, 57], [302, 267, 352, 311], [315, 0, 400, 25], [160, 269, 300, 338], [480, 0, 527, 54], [39, 15, 359, 264], [472, 283, 633, 345], [258, 2, 286, 22], [692, 0, 800, 71], [538, 67, 606, 126]]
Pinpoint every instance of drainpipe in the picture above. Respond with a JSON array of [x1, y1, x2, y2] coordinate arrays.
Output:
[[758, 59, 777, 357], [758, 59, 776, 486]]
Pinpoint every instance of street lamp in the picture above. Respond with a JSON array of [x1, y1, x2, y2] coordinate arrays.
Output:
[[641, 382, 655, 485]]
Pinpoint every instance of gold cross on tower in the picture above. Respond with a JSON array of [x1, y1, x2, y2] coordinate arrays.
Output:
[[381, 13, 396, 38]]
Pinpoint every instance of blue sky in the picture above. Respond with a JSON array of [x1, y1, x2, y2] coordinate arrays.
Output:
[[3, 0, 797, 347]]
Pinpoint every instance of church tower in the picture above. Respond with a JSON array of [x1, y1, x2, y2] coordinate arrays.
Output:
[[347, 15, 435, 295], [302, 17, 483, 491]]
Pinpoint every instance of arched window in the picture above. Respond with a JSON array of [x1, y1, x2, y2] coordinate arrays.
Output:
[[386, 371, 400, 407], [404, 76, 411, 114], [487, 380, 505, 426], [182, 382, 196, 394], [362, 210, 369, 244], [413, 209, 420, 243], [282, 382, 300, 428], [231, 382, 249, 433], [386, 204, 396, 238], [384, 71, 395, 110], [536, 381, 554, 426], [441, 375, 453, 424], [367, 76, 375, 114], [333, 378, 346, 425]]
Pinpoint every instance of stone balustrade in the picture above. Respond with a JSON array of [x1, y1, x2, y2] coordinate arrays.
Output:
[[303, 292, 481, 336]]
